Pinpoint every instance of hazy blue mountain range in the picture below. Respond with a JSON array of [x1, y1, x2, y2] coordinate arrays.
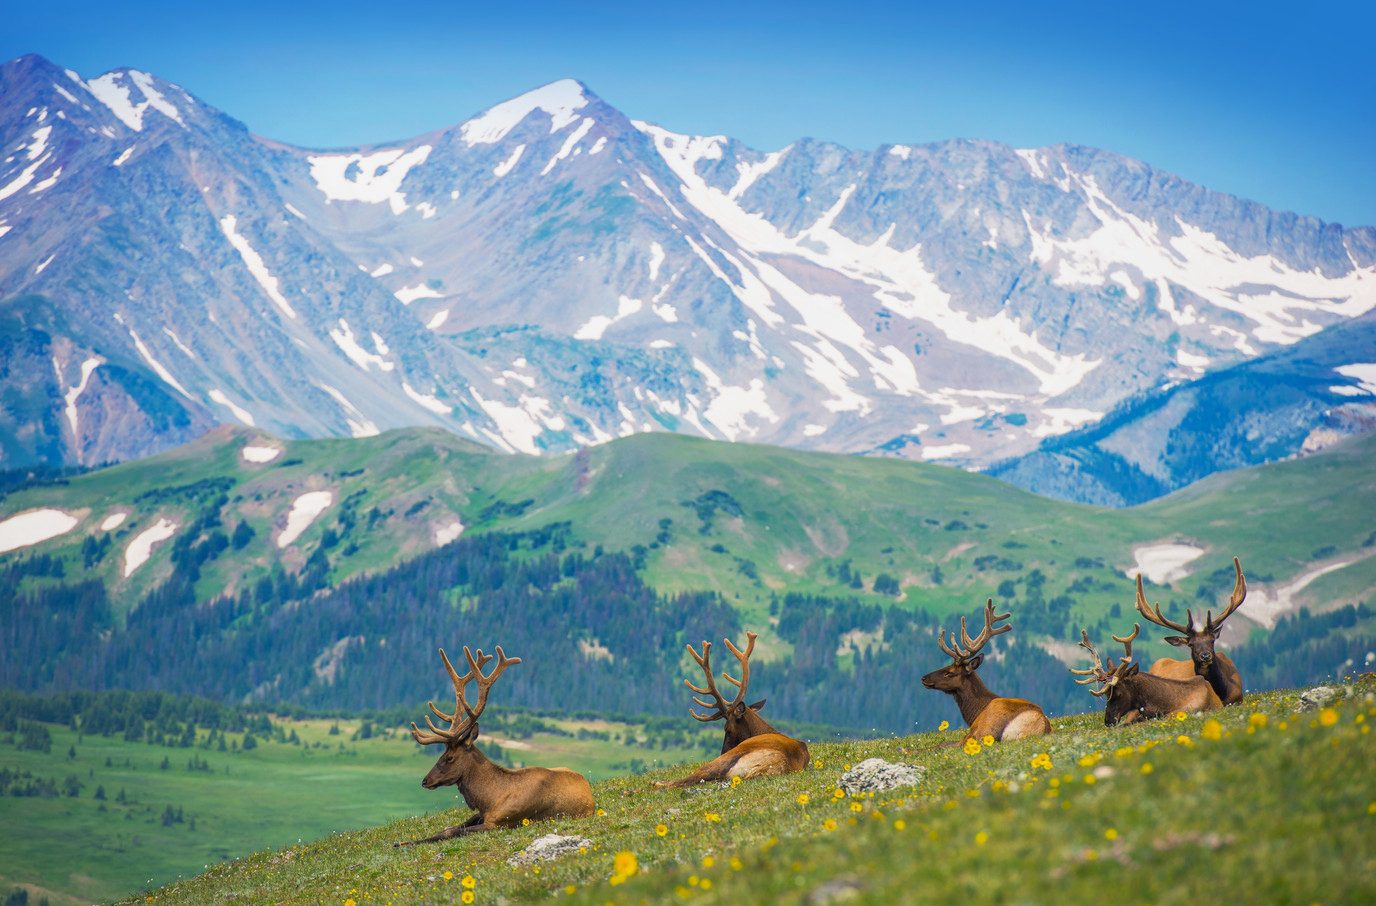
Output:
[[2, 54, 1374, 501]]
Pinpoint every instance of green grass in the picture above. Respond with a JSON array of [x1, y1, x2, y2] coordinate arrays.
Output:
[[0, 713, 715, 905], [108, 678, 1376, 905], [5, 428, 1375, 657]]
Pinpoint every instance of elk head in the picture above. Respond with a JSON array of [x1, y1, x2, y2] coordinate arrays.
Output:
[[410, 645, 519, 789], [1070, 624, 1143, 725], [683, 631, 772, 753], [922, 598, 1010, 692], [1136, 557, 1246, 673]]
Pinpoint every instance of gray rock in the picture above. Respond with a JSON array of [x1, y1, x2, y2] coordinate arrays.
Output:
[[1298, 685, 1339, 710], [838, 758, 923, 795], [806, 877, 865, 904], [506, 833, 592, 867]]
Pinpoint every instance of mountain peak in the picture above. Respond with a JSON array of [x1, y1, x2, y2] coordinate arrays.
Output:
[[457, 78, 595, 147]]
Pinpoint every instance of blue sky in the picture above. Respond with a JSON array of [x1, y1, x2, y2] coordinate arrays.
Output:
[[5, 1, 1373, 225]]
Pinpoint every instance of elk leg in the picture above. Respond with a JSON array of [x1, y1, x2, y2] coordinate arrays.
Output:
[[395, 812, 487, 846]]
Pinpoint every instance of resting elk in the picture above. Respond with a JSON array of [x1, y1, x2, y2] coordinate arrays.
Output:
[[655, 631, 810, 788], [397, 645, 594, 845], [1134, 557, 1248, 705], [1071, 624, 1221, 725], [921, 599, 1051, 741]]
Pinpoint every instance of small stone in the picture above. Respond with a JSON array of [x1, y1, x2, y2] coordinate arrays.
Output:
[[1298, 686, 1338, 710], [806, 876, 865, 904], [838, 758, 923, 795], [507, 833, 593, 867]]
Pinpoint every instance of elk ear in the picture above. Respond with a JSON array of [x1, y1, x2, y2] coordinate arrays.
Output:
[[965, 654, 984, 671], [1125, 663, 1140, 677], [458, 720, 480, 745], [1164, 636, 1190, 647], [749, 698, 766, 712]]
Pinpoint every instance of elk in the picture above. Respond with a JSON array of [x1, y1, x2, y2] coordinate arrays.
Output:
[[397, 645, 593, 845], [1134, 557, 1247, 704], [655, 631, 810, 788], [921, 599, 1051, 741], [1071, 624, 1221, 725]]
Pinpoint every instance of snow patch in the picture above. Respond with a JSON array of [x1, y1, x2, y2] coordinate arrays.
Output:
[[370, 263, 394, 277], [434, 520, 464, 546], [100, 512, 127, 531], [395, 283, 444, 305], [647, 241, 665, 281], [402, 381, 453, 415], [329, 319, 394, 372], [307, 146, 431, 215], [0, 509, 79, 554], [277, 491, 333, 548], [459, 79, 588, 146], [1127, 543, 1205, 584], [124, 518, 178, 577], [494, 143, 525, 177], [59, 356, 102, 437], [208, 389, 255, 427], [85, 70, 184, 131], [113, 146, 134, 166], [574, 295, 642, 340], [315, 383, 379, 438], [921, 443, 971, 460], [541, 117, 595, 175], [425, 308, 450, 330], [241, 445, 282, 463], [219, 215, 297, 319], [1334, 363, 1376, 395], [125, 325, 192, 399]]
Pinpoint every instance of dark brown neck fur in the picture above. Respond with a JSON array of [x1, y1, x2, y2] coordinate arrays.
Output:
[[951, 673, 1000, 727]]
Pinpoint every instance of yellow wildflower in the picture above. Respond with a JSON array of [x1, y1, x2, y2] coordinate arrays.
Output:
[[894, 819, 906, 830], [730, 856, 744, 871], [850, 801, 864, 812], [796, 793, 811, 806], [1104, 828, 1118, 841], [521, 818, 531, 826], [655, 824, 668, 837], [981, 735, 995, 747], [442, 871, 453, 881], [704, 812, 721, 822], [1174, 710, 1188, 721], [564, 885, 576, 895], [1140, 762, 1153, 775], [460, 892, 474, 905], [822, 818, 837, 831], [613, 850, 639, 878], [1201, 719, 1223, 741], [1319, 708, 1339, 727], [461, 875, 475, 889], [730, 775, 743, 788], [597, 808, 607, 817], [702, 855, 715, 868], [833, 788, 846, 800], [963, 738, 982, 756], [938, 720, 950, 732], [1249, 712, 1269, 729], [1177, 734, 1193, 746], [701, 878, 713, 891], [345, 900, 356, 906], [974, 830, 989, 846]]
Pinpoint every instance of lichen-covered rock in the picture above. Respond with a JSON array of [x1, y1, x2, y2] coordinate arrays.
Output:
[[1298, 685, 1338, 710], [838, 758, 923, 795], [506, 833, 592, 867]]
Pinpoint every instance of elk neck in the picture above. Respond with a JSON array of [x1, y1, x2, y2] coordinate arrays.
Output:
[[952, 672, 1000, 727], [453, 745, 516, 812]]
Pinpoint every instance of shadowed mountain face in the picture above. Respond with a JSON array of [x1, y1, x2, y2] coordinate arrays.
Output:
[[3, 53, 1374, 484]]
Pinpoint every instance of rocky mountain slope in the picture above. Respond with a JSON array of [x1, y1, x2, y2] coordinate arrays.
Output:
[[3, 54, 1374, 474], [990, 311, 1376, 504]]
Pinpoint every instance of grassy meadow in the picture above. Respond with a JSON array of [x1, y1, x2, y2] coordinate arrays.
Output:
[[0, 712, 716, 905], [96, 677, 1376, 905]]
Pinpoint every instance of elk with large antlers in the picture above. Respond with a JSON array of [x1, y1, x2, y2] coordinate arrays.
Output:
[[921, 599, 1051, 741], [1134, 557, 1248, 704], [1071, 624, 1221, 725], [655, 631, 810, 789], [397, 645, 593, 845]]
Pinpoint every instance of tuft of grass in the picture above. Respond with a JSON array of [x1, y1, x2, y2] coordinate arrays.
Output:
[[121, 679, 1376, 904]]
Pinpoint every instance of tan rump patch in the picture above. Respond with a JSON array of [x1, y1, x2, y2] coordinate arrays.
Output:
[[1001, 709, 1049, 740], [728, 749, 787, 779]]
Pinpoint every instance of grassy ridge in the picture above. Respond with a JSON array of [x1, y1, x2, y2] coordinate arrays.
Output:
[[4, 428, 1375, 648], [0, 713, 716, 906], [116, 678, 1376, 905]]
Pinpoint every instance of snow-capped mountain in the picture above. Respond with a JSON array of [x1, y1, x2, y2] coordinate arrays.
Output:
[[3, 53, 1374, 473]]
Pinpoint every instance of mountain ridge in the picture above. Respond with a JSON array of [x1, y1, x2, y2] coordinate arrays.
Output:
[[3, 54, 1373, 495]]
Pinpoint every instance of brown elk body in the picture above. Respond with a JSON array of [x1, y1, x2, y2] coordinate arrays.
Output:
[[1072, 624, 1222, 726], [922, 599, 1051, 741], [655, 632, 810, 789], [1135, 557, 1247, 705], [398, 646, 594, 845]]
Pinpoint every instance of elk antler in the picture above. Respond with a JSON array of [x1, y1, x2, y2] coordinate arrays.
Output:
[[1134, 574, 1193, 633], [1070, 627, 1136, 697], [410, 645, 520, 745], [1205, 557, 1247, 633], [937, 599, 1011, 663], [683, 632, 757, 721]]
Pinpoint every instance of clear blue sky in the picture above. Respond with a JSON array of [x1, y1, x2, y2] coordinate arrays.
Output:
[[5, 1, 1373, 226]]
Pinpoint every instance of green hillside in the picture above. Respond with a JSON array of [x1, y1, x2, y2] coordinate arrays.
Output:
[[109, 678, 1376, 905], [4, 427, 1374, 642]]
